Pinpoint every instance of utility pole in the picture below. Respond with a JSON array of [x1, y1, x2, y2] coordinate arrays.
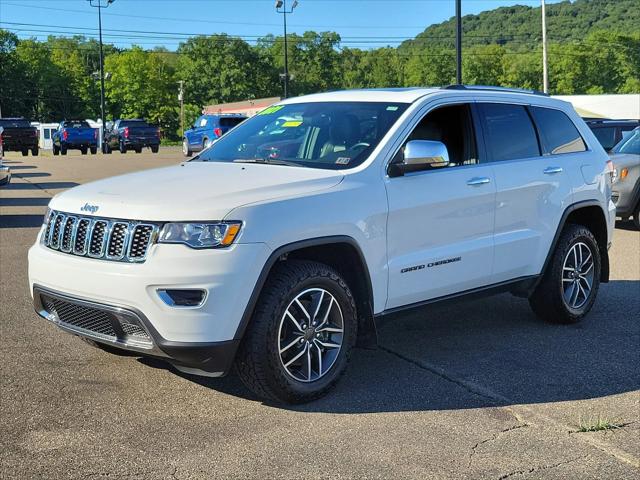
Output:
[[87, 0, 115, 153], [178, 81, 185, 139], [541, 0, 549, 93], [455, 0, 462, 84], [275, 0, 299, 98]]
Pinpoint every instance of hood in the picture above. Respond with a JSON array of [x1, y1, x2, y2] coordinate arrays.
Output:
[[50, 162, 344, 221]]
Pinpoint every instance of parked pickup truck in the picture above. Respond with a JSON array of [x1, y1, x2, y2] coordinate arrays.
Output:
[[0, 118, 38, 156], [52, 120, 98, 156], [183, 114, 246, 157], [105, 119, 160, 154]]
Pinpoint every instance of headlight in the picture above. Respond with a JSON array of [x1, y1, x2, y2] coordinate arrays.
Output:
[[158, 222, 242, 249]]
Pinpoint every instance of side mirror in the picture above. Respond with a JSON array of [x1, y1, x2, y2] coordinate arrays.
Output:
[[388, 140, 450, 177]]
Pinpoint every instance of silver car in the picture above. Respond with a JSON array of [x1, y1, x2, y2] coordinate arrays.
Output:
[[611, 126, 640, 228]]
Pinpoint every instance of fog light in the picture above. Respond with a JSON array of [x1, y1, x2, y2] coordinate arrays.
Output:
[[158, 289, 206, 307]]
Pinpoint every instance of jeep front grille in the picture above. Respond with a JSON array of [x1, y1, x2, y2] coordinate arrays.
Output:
[[43, 210, 158, 263]]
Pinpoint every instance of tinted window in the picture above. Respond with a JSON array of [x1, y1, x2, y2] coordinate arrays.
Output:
[[64, 121, 90, 129], [591, 127, 616, 150], [220, 117, 246, 128], [44, 129, 51, 140], [120, 120, 150, 128], [0, 119, 31, 128], [479, 104, 540, 161], [530, 107, 586, 155]]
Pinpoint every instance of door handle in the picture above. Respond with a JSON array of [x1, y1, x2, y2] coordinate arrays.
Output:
[[543, 167, 563, 175], [467, 177, 491, 186]]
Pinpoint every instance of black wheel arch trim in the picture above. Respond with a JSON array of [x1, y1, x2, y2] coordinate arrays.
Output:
[[234, 235, 377, 348], [537, 199, 610, 287]]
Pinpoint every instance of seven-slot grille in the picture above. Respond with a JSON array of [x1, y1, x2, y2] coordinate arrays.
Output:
[[43, 210, 158, 263]]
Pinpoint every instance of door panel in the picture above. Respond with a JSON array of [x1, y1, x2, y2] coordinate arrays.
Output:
[[385, 165, 496, 309], [477, 103, 575, 282]]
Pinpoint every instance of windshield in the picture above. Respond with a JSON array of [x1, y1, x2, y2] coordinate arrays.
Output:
[[612, 128, 640, 155], [192, 102, 409, 169], [0, 119, 31, 128]]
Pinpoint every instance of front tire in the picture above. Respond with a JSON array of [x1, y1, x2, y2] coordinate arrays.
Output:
[[60, 146, 67, 156], [53, 145, 59, 156], [80, 146, 88, 155], [236, 260, 357, 404], [182, 139, 192, 157], [119, 140, 127, 154], [151, 145, 159, 154], [90, 146, 97, 155], [633, 204, 640, 230], [31, 147, 39, 156], [21, 149, 28, 157], [529, 224, 601, 324]]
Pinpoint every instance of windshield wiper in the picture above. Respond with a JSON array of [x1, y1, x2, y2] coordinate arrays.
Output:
[[233, 158, 302, 167]]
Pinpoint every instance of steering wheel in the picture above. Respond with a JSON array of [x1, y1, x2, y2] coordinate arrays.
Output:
[[351, 142, 370, 150]]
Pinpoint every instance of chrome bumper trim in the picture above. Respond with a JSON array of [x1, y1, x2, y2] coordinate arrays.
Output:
[[33, 285, 168, 358]]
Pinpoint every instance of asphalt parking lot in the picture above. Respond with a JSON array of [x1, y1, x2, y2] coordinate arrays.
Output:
[[1, 149, 639, 479]]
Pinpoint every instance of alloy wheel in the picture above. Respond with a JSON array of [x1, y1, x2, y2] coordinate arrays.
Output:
[[562, 241, 594, 309], [277, 288, 344, 383]]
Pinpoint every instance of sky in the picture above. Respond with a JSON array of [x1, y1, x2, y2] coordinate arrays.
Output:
[[0, 0, 563, 50]]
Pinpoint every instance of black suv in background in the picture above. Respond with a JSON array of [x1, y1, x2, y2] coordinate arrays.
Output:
[[585, 119, 639, 152], [0, 118, 39, 156]]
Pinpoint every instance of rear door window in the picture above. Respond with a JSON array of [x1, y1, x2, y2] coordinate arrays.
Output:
[[478, 103, 540, 162], [0, 119, 31, 128], [530, 107, 586, 155]]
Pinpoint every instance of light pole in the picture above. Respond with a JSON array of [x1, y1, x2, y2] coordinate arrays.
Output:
[[455, 0, 462, 84], [275, 0, 299, 98], [541, 0, 549, 93], [87, 0, 115, 153]]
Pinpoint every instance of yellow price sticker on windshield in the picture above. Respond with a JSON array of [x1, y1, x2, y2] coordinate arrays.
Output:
[[258, 105, 284, 116], [282, 120, 302, 127]]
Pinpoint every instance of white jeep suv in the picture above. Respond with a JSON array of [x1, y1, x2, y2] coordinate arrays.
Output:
[[29, 86, 615, 403]]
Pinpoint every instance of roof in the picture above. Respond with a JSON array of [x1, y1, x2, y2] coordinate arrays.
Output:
[[281, 88, 440, 104], [280, 86, 556, 105]]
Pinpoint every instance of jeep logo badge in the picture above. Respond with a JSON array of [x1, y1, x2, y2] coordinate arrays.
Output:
[[80, 203, 99, 214]]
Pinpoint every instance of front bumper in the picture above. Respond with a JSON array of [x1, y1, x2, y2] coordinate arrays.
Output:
[[29, 236, 272, 373], [33, 285, 239, 375]]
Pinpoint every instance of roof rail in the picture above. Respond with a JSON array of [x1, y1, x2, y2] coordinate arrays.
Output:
[[442, 84, 550, 97]]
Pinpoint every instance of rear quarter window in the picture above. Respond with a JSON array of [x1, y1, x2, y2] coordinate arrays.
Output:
[[479, 103, 540, 162], [530, 107, 586, 155]]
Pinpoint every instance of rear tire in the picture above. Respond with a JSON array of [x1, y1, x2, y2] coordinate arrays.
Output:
[[31, 147, 39, 156], [104, 142, 112, 154], [135, 147, 142, 154], [151, 145, 159, 154], [80, 147, 88, 155], [53, 145, 59, 156], [235, 260, 357, 404], [529, 224, 600, 324], [60, 146, 67, 156], [21, 149, 28, 157], [119, 140, 127, 154], [90, 146, 97, 155]]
